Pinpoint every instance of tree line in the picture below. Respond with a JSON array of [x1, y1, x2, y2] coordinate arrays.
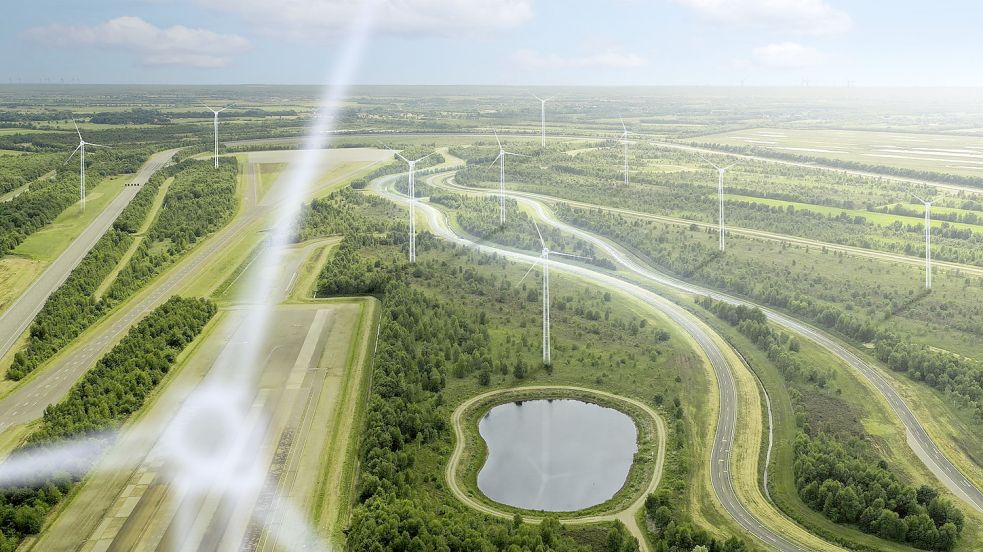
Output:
[[8, 158, 236, 381], [557, 205, 983, 425], [104, 158, 238, 302], [0, 147, 152, 257], [700, 295, 965, 551], [0, 296, 215, 551]]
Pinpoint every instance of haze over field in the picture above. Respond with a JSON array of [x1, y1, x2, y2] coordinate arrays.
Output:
[[0, 2, 982, 552]]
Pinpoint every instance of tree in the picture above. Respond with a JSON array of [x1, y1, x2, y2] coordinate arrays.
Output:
[[513, 357, 527, 379]]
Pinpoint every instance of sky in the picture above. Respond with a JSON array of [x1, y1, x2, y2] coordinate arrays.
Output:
[[2, 0, 980, 86]]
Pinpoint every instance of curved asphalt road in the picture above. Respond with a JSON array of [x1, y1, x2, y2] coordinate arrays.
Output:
[[429, 171, 983, 516], [372, 172, 822, 552], [437, 178, 983, 279], [0, 149, 179, 361]]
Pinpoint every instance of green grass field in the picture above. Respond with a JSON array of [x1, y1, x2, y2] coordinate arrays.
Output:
[[723, 193, 983, 231], [13, 174, 130, 262]]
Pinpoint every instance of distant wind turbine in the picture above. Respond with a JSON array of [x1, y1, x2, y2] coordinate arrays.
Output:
[[913, 195, 935, 289], [532, 94, 552, 147], [393, 149, 436, 262], [518, 220, 589, 366], [489, 130, 528, 226], [620, 118, 630, 186], [66, 119, 109, 212], [202, 103, 234, 168], [700, 155, 739, 252]]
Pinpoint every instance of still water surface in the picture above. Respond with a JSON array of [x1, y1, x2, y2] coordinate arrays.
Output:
[[476, 399, 637, 511]]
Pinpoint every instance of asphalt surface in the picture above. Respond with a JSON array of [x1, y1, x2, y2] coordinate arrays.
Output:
[[0, 150, 387, 435], [428, 171, 983, 516], [436, 178, 983, 279], [372, 173, 818, 551], [0, 149, 179, 361], [0, 177, 269, 434]]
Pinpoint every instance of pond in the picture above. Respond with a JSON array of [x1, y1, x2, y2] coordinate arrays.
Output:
[[476, 398, 638, 512]]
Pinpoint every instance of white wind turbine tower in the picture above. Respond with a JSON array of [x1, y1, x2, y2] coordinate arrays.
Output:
[[532, 94, 552, 147], [394, 150, 436, 262], [700, 155, 739, 252], [489, 130, 528, 226], [202, 103, 233, 168], [66, 119, 109, 212], [913, 194, 935, 289], [518, 220, 589, 366], [620, 118, 630, 186]]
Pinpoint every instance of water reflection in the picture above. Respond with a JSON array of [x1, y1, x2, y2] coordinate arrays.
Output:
[[477, 399, 637, 511]]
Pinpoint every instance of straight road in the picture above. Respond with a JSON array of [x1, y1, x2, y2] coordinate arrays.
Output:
[[0, 150, 388, 435], [0, 148, 179, 360], [428, 171, 983, 515], [372, 173, 830, 552]]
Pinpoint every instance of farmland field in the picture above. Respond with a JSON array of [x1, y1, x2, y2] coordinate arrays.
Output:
[[696, 127, 983, 177]]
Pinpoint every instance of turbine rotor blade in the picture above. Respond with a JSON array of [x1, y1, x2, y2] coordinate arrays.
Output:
[[503, 151, 529, 157], [697, 152, 722, 171], [494, 129, 502, 148], [487, 152, 503, 169], [517, 260, 540, 286], [412, 151, 437, 164], [64, 143, 82, 164], [911, 194, 928, 204], [620, 117, 627, 132], [72, 118, 82, 141], [532, 219, 545, 247], [84, 142, 110, 148], [550, 251, 592, 260]]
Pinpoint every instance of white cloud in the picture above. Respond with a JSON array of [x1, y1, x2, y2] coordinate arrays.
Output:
[[751, 42, 824, 68], [25, 16, 249, 68], [674, 0, 852, 35], [512, 49, 648, 71], [199, 0, 533, 38]]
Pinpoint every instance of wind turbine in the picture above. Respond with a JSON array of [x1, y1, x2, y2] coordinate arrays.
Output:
[[517, 220, 589, 366], [202, 103, 233, 168], [700, 155, 739, 252], [620, 118, 630, 186], [393, 150, 436, 262], [66, 119, 109, 212], [488, 130, 528, 226], [913, 195, 935, 289], [532, 94, 552, 147]]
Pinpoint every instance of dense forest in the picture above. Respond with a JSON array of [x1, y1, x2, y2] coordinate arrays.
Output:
[[0, 296, 215, 551], [8, 158, 236, 380], [295, 184, 744, 551], [699, 296, 965, 551], [104, 158, 238, 301], [0, 153, 58, 195], [555, 205, 983, 425], [0, 147, 152, 257], [7, 228, 133, 380], [451, 143, 983, 268]]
